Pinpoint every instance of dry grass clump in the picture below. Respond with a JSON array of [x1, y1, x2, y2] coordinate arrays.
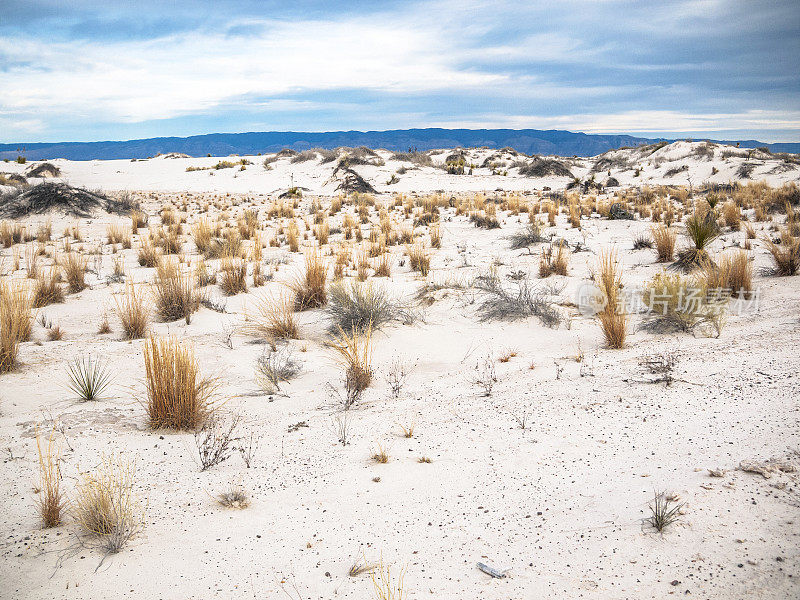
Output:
[[219, 258, 248, 295], [288, 250, 328, 310], [137, 237, 159, 267], [192, 218, 214, 253], [406, 243, 431, 276], [594, 249, 628, 348], [194, 258, 216, 287], [474, 269, 562, 327], [255, 345, 302, 393], [651, 224, 677, 262], [246, 293, 299, 341], [131, 210, 148, 232], [371, 558, 405, 600], [153, 257, 199, 322], [722, 201, 741, 230], [32, 268, 64, 307], [764, 228, 799, 276], [0, 279, 33, 372], [701, 250, 753, 297], [36, 427, 65, 528], [329, 325, 373, 408], [642, 272, 726, 336], [371, 444, 390, 463], [0, 221, 26, 248], [144, 336, 216, 430], [106, 223, 130, 246], [73, 454, 143, 554], [115, 282, 150, 339], [217, 485, 249, 509], [508, 220, 545, 249], [61, 252, 88, 293], [539, 241, 568, 277], [326, 281, 408, 333], [374, 252, 392, 277]]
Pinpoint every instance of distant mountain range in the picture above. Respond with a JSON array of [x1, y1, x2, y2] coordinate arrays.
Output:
[[2, 128, 798, 161]]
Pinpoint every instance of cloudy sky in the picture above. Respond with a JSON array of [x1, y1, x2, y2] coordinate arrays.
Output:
[[1, 0, 798, 143]]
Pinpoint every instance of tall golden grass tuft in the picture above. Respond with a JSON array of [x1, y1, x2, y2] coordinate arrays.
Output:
[[131, 210, 148, 232], [651, 224, 676, 262], [60, 252, 88, 293], [286, 220, 300, 252], [153, 257, 199, 322], [115, 282, 149, 339], [430, 224, 442, 249], [406, 243, 431, 276], [374, 252, 392, 277], [718, 250, 753, 297], [106, 223, 130, 246], [594, 249, 627, 348], [32, 268, 64, 307], [722, 201, 741, 230], [192, 218, 213, 253], [288, 250, 328, 310], [0, 279, 33, 372], [764, 225, 799, 276], [246, 293, 299, 341], [137, 237, 160, 267], [329, 325, 373, 408], [143, 336, 216, 430], [219, 257, 248, 295], [36, 427, 65, 528], [539, 241, 568, 277]]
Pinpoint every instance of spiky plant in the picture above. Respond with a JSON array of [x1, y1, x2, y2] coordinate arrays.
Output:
[[646, 491, 684, 533], [66, 356, 113, 401], [673, 212, 719, 271]]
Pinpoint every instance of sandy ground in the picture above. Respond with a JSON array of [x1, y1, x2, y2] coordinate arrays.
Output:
[[0, 141, 799, 599]]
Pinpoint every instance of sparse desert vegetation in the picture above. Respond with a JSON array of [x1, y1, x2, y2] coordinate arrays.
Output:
[[1, 142, 799, 599]]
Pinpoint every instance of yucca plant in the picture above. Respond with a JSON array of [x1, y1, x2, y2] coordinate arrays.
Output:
[[673, 212, 719, 271], [66, 355, 113, 401], [646, 491, 684, 533]]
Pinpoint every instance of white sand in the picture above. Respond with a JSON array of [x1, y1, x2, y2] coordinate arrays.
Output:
[[0, 141, 798, 599]]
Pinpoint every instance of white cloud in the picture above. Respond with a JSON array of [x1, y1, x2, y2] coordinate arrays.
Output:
[[1, 15, 510, 124], [429, 110, 800, 135]]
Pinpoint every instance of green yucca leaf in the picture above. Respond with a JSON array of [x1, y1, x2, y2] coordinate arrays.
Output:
[[66, 356, 113, 401]]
